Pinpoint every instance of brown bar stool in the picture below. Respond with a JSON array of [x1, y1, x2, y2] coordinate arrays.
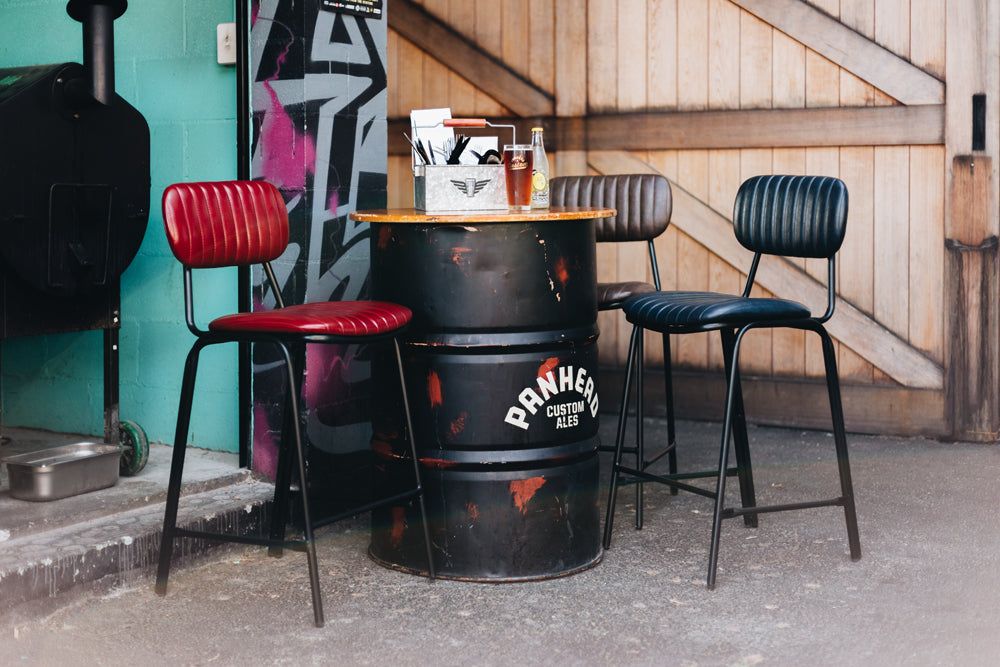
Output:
[[154, 180, 434, 627], [550, 174, 677, 527], [603, 174, 861, 588]]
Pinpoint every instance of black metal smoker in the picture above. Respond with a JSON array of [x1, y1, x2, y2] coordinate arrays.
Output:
[[0, 0, 150, 473]]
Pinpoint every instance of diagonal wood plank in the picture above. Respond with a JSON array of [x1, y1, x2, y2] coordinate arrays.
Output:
[[587, 150, 944, 390], [387, 0, 553, 118], [731, 0, 944, 105]]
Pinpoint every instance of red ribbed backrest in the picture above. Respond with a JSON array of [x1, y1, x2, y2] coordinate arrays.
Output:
[[162, 181, 289, 268]]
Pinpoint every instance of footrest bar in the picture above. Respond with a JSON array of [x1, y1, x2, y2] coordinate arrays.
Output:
[[615, 465, 718, 500], [721, 497, 846, 519], [642, 443, 675, 468], [312, 487, 422, 530]]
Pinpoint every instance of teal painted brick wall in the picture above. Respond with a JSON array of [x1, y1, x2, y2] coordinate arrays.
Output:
[[0, 0, 240, 450]]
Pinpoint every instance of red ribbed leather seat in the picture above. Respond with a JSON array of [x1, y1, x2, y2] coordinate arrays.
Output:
[[209, 300, 412, 335], [155, 180, 434, 628]]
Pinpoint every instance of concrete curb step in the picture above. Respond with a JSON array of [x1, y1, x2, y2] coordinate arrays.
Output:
[[0, 475, 276, 622]]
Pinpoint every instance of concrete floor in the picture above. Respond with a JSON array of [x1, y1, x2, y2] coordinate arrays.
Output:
[[1, 417, 999, 666]]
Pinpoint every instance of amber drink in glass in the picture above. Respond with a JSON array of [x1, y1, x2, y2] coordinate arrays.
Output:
[[503, 144, 533, 210]]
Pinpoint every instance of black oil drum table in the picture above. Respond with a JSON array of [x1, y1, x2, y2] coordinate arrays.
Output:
[[352, 206, 615, 581]]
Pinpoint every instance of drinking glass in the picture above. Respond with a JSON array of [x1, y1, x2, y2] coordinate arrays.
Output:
[[503, 144, 533, 210]]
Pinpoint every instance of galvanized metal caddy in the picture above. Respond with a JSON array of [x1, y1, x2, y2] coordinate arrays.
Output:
[[412, 118, 513, 212]]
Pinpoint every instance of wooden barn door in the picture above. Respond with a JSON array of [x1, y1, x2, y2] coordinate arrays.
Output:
[[384, 0, 1000, 440]]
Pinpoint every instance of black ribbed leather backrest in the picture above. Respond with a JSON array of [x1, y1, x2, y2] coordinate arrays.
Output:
[[733, 175, 848, 259], [550, 174, 671, 243]]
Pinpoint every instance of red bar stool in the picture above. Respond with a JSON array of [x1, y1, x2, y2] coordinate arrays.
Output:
[[154, 180, 434, 627]]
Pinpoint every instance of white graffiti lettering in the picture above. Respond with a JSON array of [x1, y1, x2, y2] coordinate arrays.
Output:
[[504, 365, 599, 431]]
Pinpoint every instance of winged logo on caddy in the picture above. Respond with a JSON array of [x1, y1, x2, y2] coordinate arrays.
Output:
[[451, 177, 491, 197]]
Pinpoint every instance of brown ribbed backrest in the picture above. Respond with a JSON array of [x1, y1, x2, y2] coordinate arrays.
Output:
[[549, 174, 672, 243]]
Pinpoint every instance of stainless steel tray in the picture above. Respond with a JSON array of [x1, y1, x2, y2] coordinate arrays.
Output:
[[4, 442, 122, 501]]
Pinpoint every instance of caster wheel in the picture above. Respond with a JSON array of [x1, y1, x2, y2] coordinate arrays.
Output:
[[119, 420, 149, 476]]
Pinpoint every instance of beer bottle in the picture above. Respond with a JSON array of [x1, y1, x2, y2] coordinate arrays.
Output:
[[530, 127, 549, 208]]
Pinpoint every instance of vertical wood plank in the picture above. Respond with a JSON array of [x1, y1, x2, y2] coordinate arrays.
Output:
[[839, 0, 873, 37], [529, 0, 555, 92], [588, 0, 618, 112], [805, 53, 839, 108], [677, 0, 708, 111], [910, 0, 946, 79], [386, 29, 401, 118], [502, 0, 531, 79], [647, 0, 678, 109], [874, 0, 909, 59], [836, 146, 876, 383], [771, 28, 805, 109], [448, 0, 481, 117], [617, 0, 647, 111], [909, 146, 946, 362], [873, 146, 911, 340], [397, 36, 426, 112], [873, 0, 908, 106], [946, 155, 998, 440], [832, 3, 876, 384], [555, 0, 588, 117], [738, 7, 772, 110], [476, 0, 502, 59], [708, 0, 740, 110]]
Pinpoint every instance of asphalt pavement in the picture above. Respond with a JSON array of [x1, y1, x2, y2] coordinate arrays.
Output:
[[2, 417, 999, 666]]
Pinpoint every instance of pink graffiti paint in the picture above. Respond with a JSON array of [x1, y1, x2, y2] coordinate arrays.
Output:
[[256, 18, 315, 194], [260, 81, 316, 193], [303, 343, 352, 421], [251, 402, 279, 479], [510, 477, 546, 514]]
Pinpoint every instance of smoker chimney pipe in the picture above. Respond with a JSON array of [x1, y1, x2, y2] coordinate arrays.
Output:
[[66, 0, 127, 105]]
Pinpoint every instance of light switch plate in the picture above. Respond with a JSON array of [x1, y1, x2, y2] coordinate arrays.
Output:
[[217, 23, 236, 65]]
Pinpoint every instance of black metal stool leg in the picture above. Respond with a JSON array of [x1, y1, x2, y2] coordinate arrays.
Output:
[[394, 339, 436, 579], [276, 343, 324, 628], [721, 329, 758, 528], [269, 344, 305, 558], [635, 328, 645, 530], [661, 332, 678, 495], [706, 332, 748, 590], [819, 329, 862, 560], [156, 343, 202, 595], [603, 325, 640, 550]]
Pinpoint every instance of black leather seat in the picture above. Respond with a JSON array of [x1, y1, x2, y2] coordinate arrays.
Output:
[[603, 174, 862, 589]]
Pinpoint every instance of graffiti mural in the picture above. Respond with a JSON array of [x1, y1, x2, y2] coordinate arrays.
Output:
[[249, 0, 387, 490]]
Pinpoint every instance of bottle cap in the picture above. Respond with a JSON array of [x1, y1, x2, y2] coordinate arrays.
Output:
[[531, 127, 543, 132]]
